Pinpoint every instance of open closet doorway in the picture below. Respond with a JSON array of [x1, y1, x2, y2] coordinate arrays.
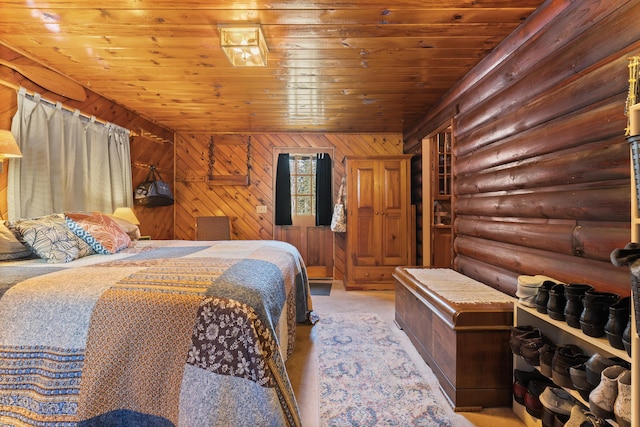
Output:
[[272, 147, 335, 279]]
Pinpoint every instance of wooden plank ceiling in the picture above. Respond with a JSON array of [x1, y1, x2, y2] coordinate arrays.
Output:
[[0, 0, 545, 134]]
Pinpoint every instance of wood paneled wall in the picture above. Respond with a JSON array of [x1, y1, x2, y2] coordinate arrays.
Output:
[[405, 0, 638, 297], [0, 45, 175, 238], [173, 132, 404, 279], [409, 147, 423, 265]]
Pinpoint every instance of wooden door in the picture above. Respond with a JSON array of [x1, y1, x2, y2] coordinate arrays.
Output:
[[272, 148, 335, 279], [424, 124, 453, 268], [346, 155, 411, 290], [348, 159, 380, 266], [379, 159, 409, 266], [275, 216, 333, 278]]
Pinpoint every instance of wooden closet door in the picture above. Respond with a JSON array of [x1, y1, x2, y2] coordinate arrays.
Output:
[[379, 158, 409, 266], [345, 155, 412, 290], [348, 159, 380, 266]]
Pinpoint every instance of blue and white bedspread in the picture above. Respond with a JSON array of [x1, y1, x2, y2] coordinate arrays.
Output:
[[0, 240, 312, 427]]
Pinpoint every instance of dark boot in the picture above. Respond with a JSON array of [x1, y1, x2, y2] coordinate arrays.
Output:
[[547, 284, 567, 321], [551, 344, 588, 388], [604, 296, 630, 349], [535, 280, 556, 314], [563, 283, 593, 328], [622, 314, 632, 356], [580, 291, 620, 337]]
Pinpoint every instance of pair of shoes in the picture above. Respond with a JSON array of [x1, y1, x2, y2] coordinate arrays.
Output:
[[547, 283, 567, 320], [539, 343, 556, 377], [513, 369, 551, 405], [509, 325, 550, 366], [542, 406, 570, 427], [535, 280, 557, 314], [569, 362, 594, 401], [563, 283, 593, 328], [604, 296, 630, 349], [539, 386, 575, 427], [551, 344, 588, 388], [517, 275, 550, 307], [565, 405, 612, 427], [510, 325, 535, 355], [525, 380, 552, 419], [520, 330, 552, 366], [614, 369, 632, 427], [580, 291, 620, 337], [584, 353, 630, 387], [589, 365, 630, 422]]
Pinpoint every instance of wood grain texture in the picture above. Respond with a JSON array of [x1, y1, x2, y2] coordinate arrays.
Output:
[[173, 132, 405, 280], [405, 0, 638, 297], [394, 268, 514, 410], [0, 0, 545, 133]]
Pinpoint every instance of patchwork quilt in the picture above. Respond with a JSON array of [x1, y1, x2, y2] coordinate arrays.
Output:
[[0, 240, 312, 427]]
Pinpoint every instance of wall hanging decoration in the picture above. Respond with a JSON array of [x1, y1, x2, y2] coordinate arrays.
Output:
[[134, 165, 174, 206], [330, 178, 346, 233], [205, 135, 251, 185]]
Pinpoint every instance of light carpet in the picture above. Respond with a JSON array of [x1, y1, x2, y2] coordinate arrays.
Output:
[[316, 313, 455, 426]]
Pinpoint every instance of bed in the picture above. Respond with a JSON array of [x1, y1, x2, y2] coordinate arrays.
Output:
[[0, 238, 313, 427]]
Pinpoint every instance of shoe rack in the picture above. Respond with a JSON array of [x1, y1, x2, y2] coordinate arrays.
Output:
[[512, 303, 633, 426]]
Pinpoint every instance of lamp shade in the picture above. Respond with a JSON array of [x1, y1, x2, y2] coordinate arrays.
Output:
[[218, 24, 268, 67], [0, 130, 22, 158], [112, 207, 140, 225]]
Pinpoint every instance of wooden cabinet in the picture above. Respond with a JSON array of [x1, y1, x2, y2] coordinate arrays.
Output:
[[345, 155, 412, 290], [433, 227, 452, 268]]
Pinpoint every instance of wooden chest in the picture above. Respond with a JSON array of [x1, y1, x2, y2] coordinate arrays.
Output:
[[393, 267, 515, 411]]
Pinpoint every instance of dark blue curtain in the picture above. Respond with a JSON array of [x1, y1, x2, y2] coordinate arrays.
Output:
[[275, 153, 292, 225], [315, 153, 332, 226]]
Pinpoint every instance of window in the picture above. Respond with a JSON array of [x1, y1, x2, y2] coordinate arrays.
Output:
[[289, 155, 316, 216], [274, 150, 332, 227]]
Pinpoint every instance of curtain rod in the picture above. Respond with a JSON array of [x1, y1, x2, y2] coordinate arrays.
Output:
[[19, 86, 129, 134]]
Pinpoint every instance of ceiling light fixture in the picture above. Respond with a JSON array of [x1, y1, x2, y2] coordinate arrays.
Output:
[[218, 24, 268, 67]]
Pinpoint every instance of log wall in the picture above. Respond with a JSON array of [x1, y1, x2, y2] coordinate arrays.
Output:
[[404, 0, 639, 297], [0, 44, 175, 239], [173, 132, 404, 280]]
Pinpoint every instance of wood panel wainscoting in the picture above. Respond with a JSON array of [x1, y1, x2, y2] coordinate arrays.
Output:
[[173, 133, 405, 281], [393, 266, 514, 411]]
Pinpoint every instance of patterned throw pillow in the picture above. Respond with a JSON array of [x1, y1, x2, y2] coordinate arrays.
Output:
[[6, 213, 95, 263], [65, 211, 131, 254]]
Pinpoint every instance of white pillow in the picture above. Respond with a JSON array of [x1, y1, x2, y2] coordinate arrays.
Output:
[[107, 215, 142, 240]]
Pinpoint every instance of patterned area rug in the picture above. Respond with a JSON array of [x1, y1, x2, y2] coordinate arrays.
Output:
[[317, 313, 453, 426]]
